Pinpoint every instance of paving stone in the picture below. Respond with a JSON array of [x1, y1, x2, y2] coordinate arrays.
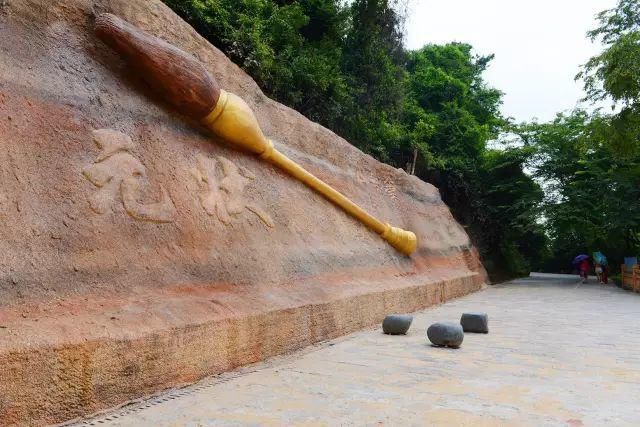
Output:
[[427, 322, 464, 348], [382, 314, 413, 335], [460, 312, 489, 333], [85, 277, 640, 426]]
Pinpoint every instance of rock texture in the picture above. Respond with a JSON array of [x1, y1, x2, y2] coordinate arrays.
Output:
[[427, 322, 465, 348], [382, 314, 413, 335], [461, 312, 489, 333], [0, 0, 487, 424]]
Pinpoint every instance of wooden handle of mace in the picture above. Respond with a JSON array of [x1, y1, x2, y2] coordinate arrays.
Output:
[[94, 13, 417, 255]]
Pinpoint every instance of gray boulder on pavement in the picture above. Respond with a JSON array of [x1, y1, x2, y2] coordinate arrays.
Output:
[[427, 322, 464, 348], [460, 312, 489, 333], [382, 314, 413, 335]]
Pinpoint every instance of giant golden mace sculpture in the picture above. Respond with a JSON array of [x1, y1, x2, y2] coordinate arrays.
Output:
[[94, 13, 417, 255]]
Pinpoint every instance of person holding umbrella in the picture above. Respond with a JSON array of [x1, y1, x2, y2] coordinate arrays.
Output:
[[593, 251, 608, 284], [573, 254, 590, 283]]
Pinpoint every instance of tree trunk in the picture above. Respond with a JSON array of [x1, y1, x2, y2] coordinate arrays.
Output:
[[410, 148, 418, 175]]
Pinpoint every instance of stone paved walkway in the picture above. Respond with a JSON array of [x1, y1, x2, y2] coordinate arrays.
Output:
[[77, 276, 640, 426]]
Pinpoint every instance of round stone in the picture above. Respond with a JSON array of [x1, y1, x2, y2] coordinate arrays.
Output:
[[460, 312, 489, 333], [382, 314, 413, 335], [427, 322, 464, 348]]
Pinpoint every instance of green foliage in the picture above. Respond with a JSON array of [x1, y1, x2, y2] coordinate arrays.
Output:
[[405, 44, 503, 165], [511, 110, 640, 271], [337, 0, 407, 160], [401, 43, 539, 279], [579, 0, 640, 106], [163, 0, 350, 129], [432, 146, 547, 279], [578, 0, 640, 156], [525, 0, 640, 271]]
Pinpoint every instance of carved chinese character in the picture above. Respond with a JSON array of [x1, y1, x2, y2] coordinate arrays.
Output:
[[82, 129, 177, 223], [192, 154, 274, 228]]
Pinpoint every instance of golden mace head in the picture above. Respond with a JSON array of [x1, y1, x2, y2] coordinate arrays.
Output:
[[383, 225, 417, 256], [202, 90, 272, 157]]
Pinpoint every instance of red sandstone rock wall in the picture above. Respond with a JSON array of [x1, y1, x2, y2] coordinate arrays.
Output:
[[0, 0, 487, 424], [0, 0, 486, 306]]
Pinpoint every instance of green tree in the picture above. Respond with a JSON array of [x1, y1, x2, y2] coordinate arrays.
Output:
[[403, 44, 503, 168], [164, 0, 350, 129], [580, 0, 640, 107], [578, 0, 640, 156], [567, 0, 640, 267], [401, 43, 543, 279], [476, 148, 547, 275], [513, 110, 640, 271], [339, 0, 407, 160]]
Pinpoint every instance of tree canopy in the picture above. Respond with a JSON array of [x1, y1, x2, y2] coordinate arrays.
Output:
[[510, 110, 640, 271]]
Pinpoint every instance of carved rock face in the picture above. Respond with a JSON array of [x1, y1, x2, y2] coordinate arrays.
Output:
[[0, 0, 487, 424], [0, 0, 484, 306], [83, 129, 177, 222]]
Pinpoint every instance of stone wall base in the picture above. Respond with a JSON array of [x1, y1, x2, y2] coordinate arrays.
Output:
[[0, 269, 483, 425]]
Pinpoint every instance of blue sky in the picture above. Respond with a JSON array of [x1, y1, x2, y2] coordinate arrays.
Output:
[[405, 0, 618, 123]]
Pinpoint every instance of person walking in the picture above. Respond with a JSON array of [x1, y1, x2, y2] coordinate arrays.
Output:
[[579, 258, 590, 283], [593, 251, 609, 285], [595, 262, 603, 284]]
